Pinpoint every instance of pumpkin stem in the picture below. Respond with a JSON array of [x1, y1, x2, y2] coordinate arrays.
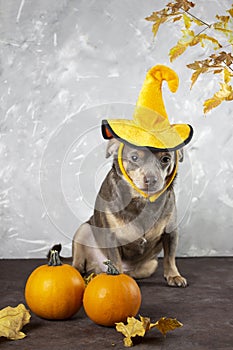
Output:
[[104, 260, 120, 275], [48, 249, 63, 266]]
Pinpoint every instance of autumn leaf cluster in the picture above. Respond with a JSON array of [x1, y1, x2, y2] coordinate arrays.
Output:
[[116, 315, 183, 347], [146, 0, 233, 113]]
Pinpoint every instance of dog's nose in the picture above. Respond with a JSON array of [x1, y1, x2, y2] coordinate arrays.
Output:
[[144, 175, 157, 186]]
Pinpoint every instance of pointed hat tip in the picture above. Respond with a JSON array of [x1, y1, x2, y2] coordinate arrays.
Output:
[[148, 65, 179, 93], [136, 65, 179, 119]]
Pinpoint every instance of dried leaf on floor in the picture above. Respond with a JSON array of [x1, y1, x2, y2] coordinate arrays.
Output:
[[116, 315, 183, 347], [116, 316, 147, 347], [0, 304, 31, 340], [152, 317, 183, 336]]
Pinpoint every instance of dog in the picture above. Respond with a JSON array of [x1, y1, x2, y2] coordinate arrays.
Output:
[[72, 138, 187, 287]]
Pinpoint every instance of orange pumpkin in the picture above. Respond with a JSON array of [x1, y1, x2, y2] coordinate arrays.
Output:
[[83, 261, 141, 326], [25, 247, 85, 320]]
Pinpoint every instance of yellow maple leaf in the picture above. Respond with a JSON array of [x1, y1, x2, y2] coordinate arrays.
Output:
[[116, 315, 183, 347], [169, 42, 188, 61], [213, 69, 224, 74], [145, 10, 169, 37], [151, 317, 183, 336], [152, 15, 169, 36], [215, 82, 232, 99], [168, 0, 195, 12], [173, 15, 183, 23], [190, 67, 209, 88], [212, 8, 233, 40], [116, 317, 147, 347], [192, 17, 204, 26], [214, 14, 230, 30], [228, 8, 233, 17], [203, 95, 222, 113], [215, 15, 230, 25], [226, 91, 233, 101], [190, 33, 222, 49], [170, 29, 197, 61], [187, 61, 203, 70], [0, 304, 31, 340], [214, 26, 232, 35], [224, 68, 232, 84], [202, 34, 222, 48], [138, 315, 151, 332], [204, 82, 233, 113], [183, 13, 192, 29]]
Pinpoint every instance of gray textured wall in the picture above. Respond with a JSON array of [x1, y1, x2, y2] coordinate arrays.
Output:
[[1, 0, 233, 258]]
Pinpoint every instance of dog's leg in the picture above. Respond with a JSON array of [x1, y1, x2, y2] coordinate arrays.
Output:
[[72, 223, 108, 275], [104, 231, 123, 273], [72, 223, 123, 275], [162, 231, 187, 287]]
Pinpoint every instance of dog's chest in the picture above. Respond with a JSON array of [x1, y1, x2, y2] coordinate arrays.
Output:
[[135, 193, 173, 234], [120, 194, 174, 260], [120, 215, 168, 260]]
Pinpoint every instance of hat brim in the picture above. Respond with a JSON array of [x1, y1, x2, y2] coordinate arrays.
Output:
[[102, 119, 193, 151]]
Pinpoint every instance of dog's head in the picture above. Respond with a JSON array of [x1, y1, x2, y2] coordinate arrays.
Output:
[[106, 139, 183, 195]]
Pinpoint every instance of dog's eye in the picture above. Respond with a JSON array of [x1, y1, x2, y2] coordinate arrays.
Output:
[[131, 155, 138, 162], [160, 155, 171, 165]]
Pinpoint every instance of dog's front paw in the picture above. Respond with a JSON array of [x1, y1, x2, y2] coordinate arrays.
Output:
[[166, 275, 188, 288]]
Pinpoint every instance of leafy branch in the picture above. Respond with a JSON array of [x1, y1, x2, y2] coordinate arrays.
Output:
[[146, 0, 233, 113]]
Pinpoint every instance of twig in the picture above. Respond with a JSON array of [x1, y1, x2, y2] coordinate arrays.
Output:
[[183, 9, 211, 27], [223, 61, 233, 72]]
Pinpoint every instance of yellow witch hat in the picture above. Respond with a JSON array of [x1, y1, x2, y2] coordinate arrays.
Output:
[[102, 65, 193, 151]]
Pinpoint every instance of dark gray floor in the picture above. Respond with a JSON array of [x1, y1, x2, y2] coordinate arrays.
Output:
[[0, 258, 233, 349]]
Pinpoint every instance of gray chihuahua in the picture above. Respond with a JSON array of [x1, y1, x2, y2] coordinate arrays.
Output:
[[72, 138, 187, 287]]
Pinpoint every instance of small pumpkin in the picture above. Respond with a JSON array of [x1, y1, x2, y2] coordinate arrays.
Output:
[[25, 246, 85, 320], [83, 261, 141, 327]]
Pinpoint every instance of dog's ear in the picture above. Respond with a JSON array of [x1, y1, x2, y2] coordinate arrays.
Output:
[[178, 149, 184, 162], [105, 138, 121, 158]]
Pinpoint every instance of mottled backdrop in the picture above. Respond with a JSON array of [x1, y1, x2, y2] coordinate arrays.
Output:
[[0, 0, 232, 258]]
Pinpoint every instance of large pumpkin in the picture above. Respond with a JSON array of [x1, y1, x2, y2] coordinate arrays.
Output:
[[25, 247, 85, 320], [83, 261, 141, 326]]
